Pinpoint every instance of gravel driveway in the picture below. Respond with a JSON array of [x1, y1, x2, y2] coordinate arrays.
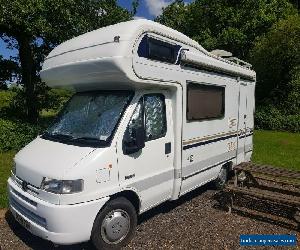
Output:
[[0, 184, 298, 250]]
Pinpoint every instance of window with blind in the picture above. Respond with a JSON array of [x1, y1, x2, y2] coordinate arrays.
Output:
[[187, 83, 225, 121]]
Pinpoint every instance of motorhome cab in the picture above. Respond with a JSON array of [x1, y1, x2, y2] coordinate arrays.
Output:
[[8, 20, 255, 249]]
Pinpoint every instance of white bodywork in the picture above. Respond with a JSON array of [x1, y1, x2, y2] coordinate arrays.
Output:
[[8, 20, 255, 245]]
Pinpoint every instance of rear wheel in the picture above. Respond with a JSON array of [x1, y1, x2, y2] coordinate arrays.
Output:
[[214, 166, 228, 190], [91, 197, 137, 250]]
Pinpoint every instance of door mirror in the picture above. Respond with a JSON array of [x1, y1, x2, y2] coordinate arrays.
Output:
[[123, 124, 145, 155]]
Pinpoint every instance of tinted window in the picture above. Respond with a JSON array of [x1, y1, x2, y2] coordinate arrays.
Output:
[[148, 38, 175, 63], [187, 83, 225, 121], [137, 35, 181, 64]]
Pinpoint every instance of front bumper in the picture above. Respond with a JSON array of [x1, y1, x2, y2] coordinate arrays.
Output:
[[8, 177, 109, 245]]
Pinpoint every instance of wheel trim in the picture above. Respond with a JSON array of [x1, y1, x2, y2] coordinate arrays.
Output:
[[101, 209, 131, 245]]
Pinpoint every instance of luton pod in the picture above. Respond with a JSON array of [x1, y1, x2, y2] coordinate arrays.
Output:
[[8, 20, 255, 249]]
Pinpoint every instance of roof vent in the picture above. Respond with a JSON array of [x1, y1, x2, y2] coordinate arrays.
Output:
[[210, 49, 232, 58]]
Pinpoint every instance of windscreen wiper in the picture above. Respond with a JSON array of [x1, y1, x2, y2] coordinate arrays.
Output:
[[74, 136, 106, 142], [74, 136, 107, 146], [43, 132, 74, 141]]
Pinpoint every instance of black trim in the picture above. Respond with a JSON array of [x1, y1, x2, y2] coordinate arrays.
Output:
[[183, 133, 237, 150], [239, 132, 253, 139], [182, 157, 235, 180]]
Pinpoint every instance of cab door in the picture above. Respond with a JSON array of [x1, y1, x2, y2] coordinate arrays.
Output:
[[117, 91, 174, 212]]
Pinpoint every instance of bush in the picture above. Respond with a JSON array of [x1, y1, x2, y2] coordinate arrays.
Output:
[[0, 119, 41, 152], [0, 90, 16, 112], [255, 106, 300, 132]]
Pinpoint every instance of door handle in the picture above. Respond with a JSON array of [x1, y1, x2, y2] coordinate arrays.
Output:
[[165, 142, 171, 154]]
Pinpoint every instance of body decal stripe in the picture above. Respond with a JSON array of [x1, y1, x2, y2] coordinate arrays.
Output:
[[183, 128, 254, 150], [127, 169, 173, 192], [183, 133, 237, 150]]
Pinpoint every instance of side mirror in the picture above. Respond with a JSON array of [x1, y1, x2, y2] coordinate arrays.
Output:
[[123, 126, 145, 155]]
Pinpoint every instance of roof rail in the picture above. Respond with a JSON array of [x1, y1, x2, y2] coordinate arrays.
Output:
[[226, 57, 252, 69], [210, 50, 252, 69]]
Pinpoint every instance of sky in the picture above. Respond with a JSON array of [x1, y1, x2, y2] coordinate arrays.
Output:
[[0, 0, 192, 59]]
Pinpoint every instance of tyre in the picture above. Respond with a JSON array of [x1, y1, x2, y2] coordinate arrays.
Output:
[[91, 197, 137, 250], [214, 166, 228, 190]]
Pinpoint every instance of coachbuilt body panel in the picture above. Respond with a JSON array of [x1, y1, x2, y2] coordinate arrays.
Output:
[[8, 19, 255, 247]]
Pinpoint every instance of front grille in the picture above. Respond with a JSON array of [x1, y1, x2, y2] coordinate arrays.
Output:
[[10, 196, 47, 229], [11, 188, 37, 207], [14, 175, 39, 195]]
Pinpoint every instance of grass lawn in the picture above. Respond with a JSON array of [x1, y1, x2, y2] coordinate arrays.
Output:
[[0, 130, 299, 208], [252, 130, 300, 170], [0, 151, 15, 208]]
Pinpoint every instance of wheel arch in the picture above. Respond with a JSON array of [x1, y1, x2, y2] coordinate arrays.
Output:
[[110, 189, 141, 214]]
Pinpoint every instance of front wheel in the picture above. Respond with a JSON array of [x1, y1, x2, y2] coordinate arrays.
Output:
[[91, 197, 137, 250]]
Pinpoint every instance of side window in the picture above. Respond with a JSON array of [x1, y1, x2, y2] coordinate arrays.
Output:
[[144, 94, 167, 141], [187, 83, 225, 121], [124, 94, 167, 142], [124, 99, 144, 143], [137, 35, 181, 64]]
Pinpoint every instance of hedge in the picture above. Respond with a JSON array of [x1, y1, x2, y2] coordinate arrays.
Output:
[[0, 119, 41, 152], [255, 107, 300, 132]]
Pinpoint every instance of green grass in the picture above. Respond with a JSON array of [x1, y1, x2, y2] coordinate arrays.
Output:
[[0, 151, 15, 208], [252, 130, 300, 170], [0, 130, 299, 208]]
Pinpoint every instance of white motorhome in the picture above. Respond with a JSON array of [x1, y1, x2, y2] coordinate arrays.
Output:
[[8, 20, 255, 249]]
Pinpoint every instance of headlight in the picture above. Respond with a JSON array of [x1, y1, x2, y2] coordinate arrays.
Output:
[[41, 178, 84, 194]]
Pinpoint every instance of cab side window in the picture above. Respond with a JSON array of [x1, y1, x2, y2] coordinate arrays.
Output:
[[144, 94, 166, 141], [125, 94, 167, 142], [125, 99, 144, 143]]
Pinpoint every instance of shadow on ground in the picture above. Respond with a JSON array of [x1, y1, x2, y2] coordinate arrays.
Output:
[[5, 183, 214, 250]]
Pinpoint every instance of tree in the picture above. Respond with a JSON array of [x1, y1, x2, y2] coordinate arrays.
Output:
[[0, 0, 132, 123], [0, 55, 18, 90], [156, 0, 296, 59], [155, 0, 189, 35], [250, 14, 300, 113]]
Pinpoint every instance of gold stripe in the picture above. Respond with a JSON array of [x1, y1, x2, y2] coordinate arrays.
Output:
[[182, 130, 238, 146]]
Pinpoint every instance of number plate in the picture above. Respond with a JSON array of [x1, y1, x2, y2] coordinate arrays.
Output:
[[15, 212, 31, 230]]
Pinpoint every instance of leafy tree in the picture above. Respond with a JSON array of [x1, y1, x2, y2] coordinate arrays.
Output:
[[155, 0, 189, 35], [250, 14, 300, 114], [0, 55, 18, 90], [156, 0, 296, 59], [0, 0, 132, 123]]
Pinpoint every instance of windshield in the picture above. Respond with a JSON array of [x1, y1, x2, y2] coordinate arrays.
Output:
[[43, 91, 133, 146]]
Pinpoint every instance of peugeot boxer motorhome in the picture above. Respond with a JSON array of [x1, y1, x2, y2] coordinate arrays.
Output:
[[8, 20, 255, 249]]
